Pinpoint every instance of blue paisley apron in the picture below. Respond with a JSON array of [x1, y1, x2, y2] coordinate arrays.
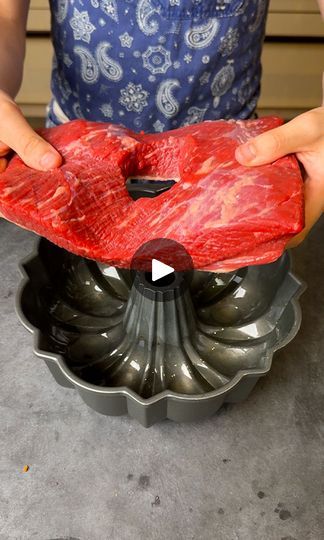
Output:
[[48, 0, 269, 130]]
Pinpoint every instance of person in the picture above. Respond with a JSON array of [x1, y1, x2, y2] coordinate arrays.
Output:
[[0, 0, 323, 247]]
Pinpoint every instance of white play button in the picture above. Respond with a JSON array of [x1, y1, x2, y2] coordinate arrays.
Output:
[[130, 239, 194, 300], [152, 258, 174, 282]]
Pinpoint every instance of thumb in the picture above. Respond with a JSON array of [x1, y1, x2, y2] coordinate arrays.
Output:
[[235, 115, 311, 166], [0, 99, 62, 171]]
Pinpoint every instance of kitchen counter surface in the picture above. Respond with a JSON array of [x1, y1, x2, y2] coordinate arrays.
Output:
[[0, 217, 323, 540]]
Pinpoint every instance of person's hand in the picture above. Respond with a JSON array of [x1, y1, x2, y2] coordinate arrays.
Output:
[[235, 107, 324, 247], [0, 89, 62, 173]]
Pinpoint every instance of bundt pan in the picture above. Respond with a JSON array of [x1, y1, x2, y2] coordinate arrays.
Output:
[[15, 181, 305, 427], [15, 237, 304, 427]]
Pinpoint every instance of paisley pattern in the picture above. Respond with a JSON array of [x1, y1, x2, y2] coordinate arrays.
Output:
[[100, 0, 119, 23], [183, 105, 208, 125], [142, 45, 172, 74], [96, 42, 123, 81], [49, 0, 270, 130], [211, 62, 235, 97], [184, 18, 219, 49], [70, 8, 96, 43], [136, 0, 160, 36], [156, 79, 180, 118], [120, 82, 149, 112], [74, 46, 99, 84], [249, 0, 268, 33], [54, 0, 68, 23]]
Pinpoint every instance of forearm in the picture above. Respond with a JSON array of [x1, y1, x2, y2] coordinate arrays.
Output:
[[0, 2, 30, 98]]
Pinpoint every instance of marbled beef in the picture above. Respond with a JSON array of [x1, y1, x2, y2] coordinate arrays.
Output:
[[0, 117, 304, 271]]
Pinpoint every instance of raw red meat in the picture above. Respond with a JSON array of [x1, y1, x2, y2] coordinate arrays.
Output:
[[0, 117, 304, 271]]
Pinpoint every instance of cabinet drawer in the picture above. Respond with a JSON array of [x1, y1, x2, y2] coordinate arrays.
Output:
[[269, 0, 319, 13], [268, 0, 322, 36], [17, 37, 52, 117], [30, 0, 48, 6], [28, 0, 51, 32], [266, 13, 323, 36], [259, 42, 323, 117]]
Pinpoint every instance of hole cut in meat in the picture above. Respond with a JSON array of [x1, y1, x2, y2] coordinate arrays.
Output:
[[126, 178, 177, 200]]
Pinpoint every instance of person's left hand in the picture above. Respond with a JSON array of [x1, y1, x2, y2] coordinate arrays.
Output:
[[235, 106, 324, 247]]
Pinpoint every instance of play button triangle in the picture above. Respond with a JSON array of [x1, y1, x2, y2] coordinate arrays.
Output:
[[152, 258, 174, 282]]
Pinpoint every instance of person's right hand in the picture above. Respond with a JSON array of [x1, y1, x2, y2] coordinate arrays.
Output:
[[0, 90, 62, 173]]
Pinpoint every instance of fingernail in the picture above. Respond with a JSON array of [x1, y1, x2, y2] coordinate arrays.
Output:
[[40, 152, 60, 170], [236, 143, 257, 163]]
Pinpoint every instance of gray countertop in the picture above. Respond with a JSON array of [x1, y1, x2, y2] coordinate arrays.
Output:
[[0, 217, 323, 540]]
